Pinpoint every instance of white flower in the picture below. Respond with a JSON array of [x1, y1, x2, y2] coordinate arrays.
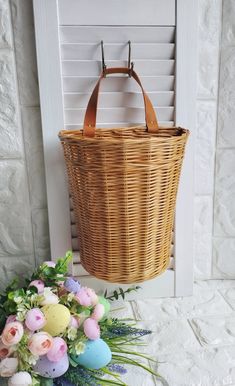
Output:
[[67, 292, 75, 302], [0, 357, 18, 377], [8, 371, 32, 385], [67, 327, 77, 341], [13, 296, 23, 304], [16, 311, 27, 322], [40, 287, 59, 305], [74, 341, 86, 355]]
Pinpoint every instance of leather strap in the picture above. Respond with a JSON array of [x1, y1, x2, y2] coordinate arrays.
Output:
[[83, 67, 159, 137]]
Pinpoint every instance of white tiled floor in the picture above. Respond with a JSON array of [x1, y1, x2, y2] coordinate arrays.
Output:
[[110, 280, 235, 386]]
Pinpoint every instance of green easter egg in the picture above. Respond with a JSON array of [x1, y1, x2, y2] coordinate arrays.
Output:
[[42, 304, 70, 336], [98, 296, 110, 316]]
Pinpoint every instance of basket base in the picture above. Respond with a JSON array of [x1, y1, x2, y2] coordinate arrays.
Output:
[[80, 260, 170, 284]]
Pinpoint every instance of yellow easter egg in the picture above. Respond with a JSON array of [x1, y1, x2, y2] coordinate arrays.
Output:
[[41, 304, 71, 336]]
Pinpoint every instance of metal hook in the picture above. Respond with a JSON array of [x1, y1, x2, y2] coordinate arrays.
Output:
[[101, 40, 134, 77], [101, 40, 107, 76], [128, 40, 134, 77]]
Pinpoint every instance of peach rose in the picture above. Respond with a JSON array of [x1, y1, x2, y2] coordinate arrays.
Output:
[[0, 357, 18, 377], [0, 339, 15, 359], [1, 322, 24, 346], [28, 332, 53, 356]]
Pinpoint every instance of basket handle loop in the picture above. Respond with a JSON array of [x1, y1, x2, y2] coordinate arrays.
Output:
[[83, 67, 159, 137]]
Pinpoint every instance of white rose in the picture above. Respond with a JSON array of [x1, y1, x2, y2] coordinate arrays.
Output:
[[0, 357, 18, 377], [40, 287, 59, 305], [8, 371, 32, 386]]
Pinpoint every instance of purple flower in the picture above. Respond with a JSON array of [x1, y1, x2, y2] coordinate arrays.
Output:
[[64, 277, 81, 293], [108, 363, 127, 374]]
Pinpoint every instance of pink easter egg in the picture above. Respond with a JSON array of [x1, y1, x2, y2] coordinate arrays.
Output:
[[83, 318, 100, 340]]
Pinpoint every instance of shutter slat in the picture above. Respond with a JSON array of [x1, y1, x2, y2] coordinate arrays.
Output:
[[64, 91, 174, 108], [64, 107, 174, 125], [58, 0, 175, 26], [60, 26, 175, 44], [62, 60, 175, 77], [63, 76, 175, 93], [61, 43, 175, 60]]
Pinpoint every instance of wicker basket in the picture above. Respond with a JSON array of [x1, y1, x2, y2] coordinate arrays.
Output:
[[59, 67, 189, 283]]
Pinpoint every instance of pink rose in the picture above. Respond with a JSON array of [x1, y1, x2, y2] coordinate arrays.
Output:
[[91, 303, 105, 321], [75, 287, 92, 307], [83, 318, 100, 340], [6, 315, 17, 324], [28, 332, 53, 356], [0, 357, 18, 377], [25, 308, 46, 331], [0, 339, 15, 359], [47, 337, 67, 362], [29, 280, 45, 293], [1, 322, 24, 346], [86, 288, 98, 306]]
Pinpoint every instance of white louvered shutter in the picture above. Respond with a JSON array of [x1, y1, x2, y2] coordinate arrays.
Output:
[[33, 0, 197, 298]]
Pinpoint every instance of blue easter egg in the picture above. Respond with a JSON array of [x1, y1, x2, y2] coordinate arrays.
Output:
[[72, 339, 112, 370], [33, 353, 69, 378]]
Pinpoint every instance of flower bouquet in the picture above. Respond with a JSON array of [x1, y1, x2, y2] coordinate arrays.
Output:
[[0, 252, 161, 385]]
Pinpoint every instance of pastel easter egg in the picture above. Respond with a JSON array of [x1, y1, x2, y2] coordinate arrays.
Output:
[[33, 353, 69, 378], [41, 304, 70, 336], [71, 339, 112, 370], [98, 296, 110, 316]]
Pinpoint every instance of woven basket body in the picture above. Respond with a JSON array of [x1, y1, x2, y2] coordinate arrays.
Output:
[[59, 68, 189, 283]]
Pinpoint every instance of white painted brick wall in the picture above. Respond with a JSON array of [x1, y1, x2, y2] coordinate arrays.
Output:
[[0, 0, 232, 286], [0, 0, 49, 291]]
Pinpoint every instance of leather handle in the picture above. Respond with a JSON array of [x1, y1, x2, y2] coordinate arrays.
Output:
[[83, 67, 159, 137]]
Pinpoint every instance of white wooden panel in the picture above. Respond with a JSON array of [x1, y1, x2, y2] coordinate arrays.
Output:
[[76, 270, 175, 299], [62, 60, 175, 77], [63, 76, 175, 93], [33, 0, 72, 261], [174, 0, 198, 296], [58, 0, 175, 26], [61, 43, 175, 60], [64, 91, 174, 108], [34, 0, 196, 298], [60, 26, 175, 44], [64, 107, 174, 125]]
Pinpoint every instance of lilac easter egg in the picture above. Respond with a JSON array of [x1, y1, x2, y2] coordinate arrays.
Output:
[[64, 277, 80, 293], [71, 339, 112, 370], [33, 353, 69, 378]]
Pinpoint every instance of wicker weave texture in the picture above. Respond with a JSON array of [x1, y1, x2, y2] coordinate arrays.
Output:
[[59, 126, 189, 283]]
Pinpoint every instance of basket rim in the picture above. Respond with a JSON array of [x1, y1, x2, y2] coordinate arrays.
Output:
[[58, 126, 189, 143]]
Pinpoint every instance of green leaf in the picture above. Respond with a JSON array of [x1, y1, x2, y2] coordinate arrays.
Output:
[[39, 378, 54, 386], [113, 291, 119, 300], [119, 288, 125, 300], [69, 355, 79, 367]]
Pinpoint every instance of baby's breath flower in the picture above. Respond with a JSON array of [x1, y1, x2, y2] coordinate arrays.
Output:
[[27, 355, 38, 366], [74, 341, 86, 355], [14, 296, 23, 304], [67, 327, 77, 341], [67, 292, 75, 302], [16, 310, 27, 322]]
